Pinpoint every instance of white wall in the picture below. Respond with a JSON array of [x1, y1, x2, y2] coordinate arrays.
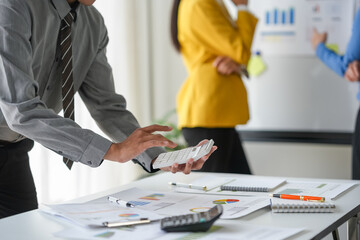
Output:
[[149, 0, 187, 122], [245, 142, 352, 179]]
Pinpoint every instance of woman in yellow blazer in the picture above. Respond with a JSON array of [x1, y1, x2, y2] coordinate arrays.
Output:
[[171, 0, 257, 173]]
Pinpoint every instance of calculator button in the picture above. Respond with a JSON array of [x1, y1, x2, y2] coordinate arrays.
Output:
[[160, 204, 223, 232]]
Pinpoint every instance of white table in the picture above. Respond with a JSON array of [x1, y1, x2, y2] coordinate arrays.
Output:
[[0, 172, 359, 240]]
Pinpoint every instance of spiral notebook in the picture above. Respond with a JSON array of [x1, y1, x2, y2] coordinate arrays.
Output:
[[220, 177, 286, 192], [271, 199, 336, 213]]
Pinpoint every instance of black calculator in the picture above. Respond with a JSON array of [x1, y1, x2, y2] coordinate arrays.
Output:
[[160, 205, 223, 232]]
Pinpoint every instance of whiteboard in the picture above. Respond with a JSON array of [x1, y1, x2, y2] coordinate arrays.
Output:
[[248, 0, 355, 56], [237, 56, 359, 132], [225, 0, 360, 133]]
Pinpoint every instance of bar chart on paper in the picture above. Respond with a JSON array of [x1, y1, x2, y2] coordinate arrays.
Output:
[[248, 0, 354, 55], [265, 7, 295, 25]]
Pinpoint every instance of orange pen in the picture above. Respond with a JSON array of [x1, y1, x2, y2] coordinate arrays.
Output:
[[270, 194, 325, 202]]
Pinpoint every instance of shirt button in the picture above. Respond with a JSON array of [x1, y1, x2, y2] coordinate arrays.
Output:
[[46, 86, 50, 90]]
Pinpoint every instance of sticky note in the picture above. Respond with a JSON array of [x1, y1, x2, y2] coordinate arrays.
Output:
[[247, 55, 266, 77], [326, 43, 339, 54]]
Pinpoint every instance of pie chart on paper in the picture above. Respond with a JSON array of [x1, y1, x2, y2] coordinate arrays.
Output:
[[213, 199, 239, 204]]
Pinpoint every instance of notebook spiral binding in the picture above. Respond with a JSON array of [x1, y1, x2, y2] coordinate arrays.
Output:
[[220, 185, 269, 192], [271, 202, 336, 213]]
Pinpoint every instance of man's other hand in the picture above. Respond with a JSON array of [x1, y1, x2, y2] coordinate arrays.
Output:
[[159, 139, 217, 175]]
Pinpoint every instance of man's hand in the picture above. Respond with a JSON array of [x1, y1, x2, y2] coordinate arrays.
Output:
[[158, 140, 217, 175], [345, 60, 360, 82], [104, 125, 177, 163], [213, 56, 241, 75], [312, 28, 327, 50]]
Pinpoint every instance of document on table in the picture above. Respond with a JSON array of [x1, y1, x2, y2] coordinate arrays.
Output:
[[90, 187, 270, 219], [170, 176, 356, 200], [54, 221, 304, 240], [54, 222, 164, 240], [171, 176, 286, 196], [40, 202, 162, 228], [273, 181, 356, 199]]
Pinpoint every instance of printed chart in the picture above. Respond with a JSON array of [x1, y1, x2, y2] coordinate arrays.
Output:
[[213, 199, 239, 204], [42, 202, 162, 228], [248, 0, 355, 55], [96, 188, 270, 219]]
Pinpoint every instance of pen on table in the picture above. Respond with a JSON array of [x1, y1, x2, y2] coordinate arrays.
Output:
[[169, 182, 207, 191], [108, 196, 135, 208], [269, 194, 325, 202], [103, 218, 150, 228]]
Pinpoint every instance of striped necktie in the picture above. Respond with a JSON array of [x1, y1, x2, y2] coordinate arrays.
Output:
[[60, 11, 75, 170]]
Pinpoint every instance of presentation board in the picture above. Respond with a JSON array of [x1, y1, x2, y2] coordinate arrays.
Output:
[[248, 0, 354, 56], [222, 0, 360, 133]]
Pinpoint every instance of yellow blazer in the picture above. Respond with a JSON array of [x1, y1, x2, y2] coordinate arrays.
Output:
[[177, 0, 258, 128]]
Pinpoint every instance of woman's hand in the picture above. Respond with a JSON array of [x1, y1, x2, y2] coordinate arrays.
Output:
[[213, 56, 241, 75], [232, 0, 248, 6], [345, 60, 360, 82], [312, 28, 327, 50]]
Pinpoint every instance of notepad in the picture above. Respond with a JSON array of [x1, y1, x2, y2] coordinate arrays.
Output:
[[271, 199, 336, 213], [220, 177, 286, 192]]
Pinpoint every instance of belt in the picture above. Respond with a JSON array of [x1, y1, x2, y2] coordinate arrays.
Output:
[[0, 140, 12, 147]]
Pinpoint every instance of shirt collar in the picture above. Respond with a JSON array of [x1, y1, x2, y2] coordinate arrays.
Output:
[[50, 0, 79, 21]]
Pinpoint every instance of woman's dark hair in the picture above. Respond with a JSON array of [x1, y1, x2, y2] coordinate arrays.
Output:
[[170, 0, 181, 52]]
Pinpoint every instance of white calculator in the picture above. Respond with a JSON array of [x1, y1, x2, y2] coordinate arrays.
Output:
[[153, 139, 214, 169]]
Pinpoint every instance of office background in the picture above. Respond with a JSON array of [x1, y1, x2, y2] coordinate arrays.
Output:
[[28, 0, 356, 207]]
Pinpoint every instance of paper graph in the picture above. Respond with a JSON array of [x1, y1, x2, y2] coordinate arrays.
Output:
[[213, 199, 239, 204]]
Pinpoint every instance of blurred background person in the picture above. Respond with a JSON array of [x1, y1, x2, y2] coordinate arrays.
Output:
[[312, 7, 360, 179], [170, 0, 257, 173]]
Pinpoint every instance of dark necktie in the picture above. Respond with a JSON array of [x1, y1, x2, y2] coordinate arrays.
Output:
[[60, 12, 75, 170]]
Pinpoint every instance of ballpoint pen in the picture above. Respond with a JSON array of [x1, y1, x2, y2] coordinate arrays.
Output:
[[269, 193, 325, 202], [103, 218, 150, 228], [108, 196, 135, 207], [169, 182, 207, 191]]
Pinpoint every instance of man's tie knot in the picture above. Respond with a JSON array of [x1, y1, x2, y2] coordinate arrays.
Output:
[[62, 11, 75, 28]]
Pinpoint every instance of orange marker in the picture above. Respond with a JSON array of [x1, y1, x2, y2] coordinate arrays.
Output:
[[270, 194, 325, 202]]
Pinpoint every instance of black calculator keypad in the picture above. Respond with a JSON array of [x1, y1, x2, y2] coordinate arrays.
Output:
[[160, 205, 223, 232]]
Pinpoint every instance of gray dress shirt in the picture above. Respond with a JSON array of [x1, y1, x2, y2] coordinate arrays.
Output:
[[0, 0, 163, 172]]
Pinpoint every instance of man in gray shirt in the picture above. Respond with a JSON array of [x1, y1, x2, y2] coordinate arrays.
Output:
[[0, 0, 215, 218]]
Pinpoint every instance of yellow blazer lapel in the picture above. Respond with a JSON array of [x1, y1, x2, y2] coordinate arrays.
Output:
[[214, 0, 238, 29]]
